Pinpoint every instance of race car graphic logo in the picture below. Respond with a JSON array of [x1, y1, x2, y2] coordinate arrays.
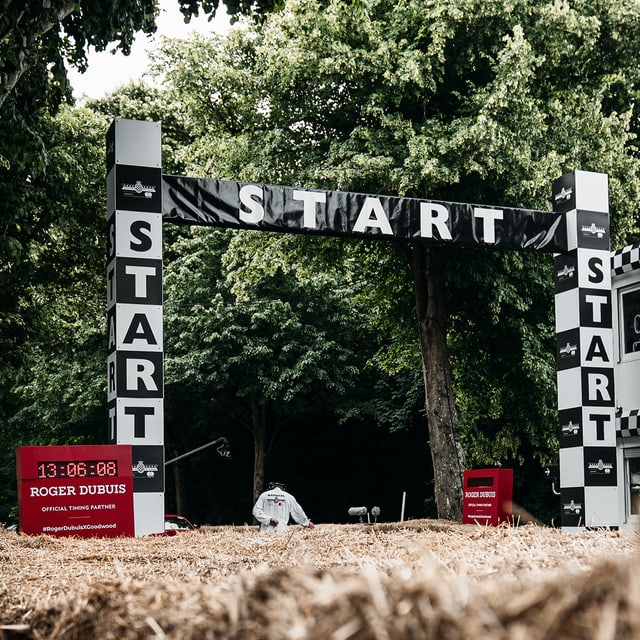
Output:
[[581, 222, 605, 239], [121, 180, 157, 199], [559, 342, 578, 358], [563, 499, 582, 514], [561, 420, 581, 436], [554, 186, 573, 204], [587, 459, 613, 474], [556, 263, 575, 281], [133, 460, 158, 477]]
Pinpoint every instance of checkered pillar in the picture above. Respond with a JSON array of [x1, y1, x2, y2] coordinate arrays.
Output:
[[552, 170, 617, 530], [106, 119, 165, 536]]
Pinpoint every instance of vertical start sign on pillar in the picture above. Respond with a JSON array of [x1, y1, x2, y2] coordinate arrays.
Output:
[[553, 170, 617, 530], [106, 119, 164, 536]]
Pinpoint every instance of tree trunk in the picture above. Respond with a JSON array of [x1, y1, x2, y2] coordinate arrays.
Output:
[[168, 444, 186, 516], [250, 396, 267, 504], [174, 464, 185, 516], [409, 244, 465, 521]]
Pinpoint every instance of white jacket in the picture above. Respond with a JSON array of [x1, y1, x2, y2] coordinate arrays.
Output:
[[252, 487, 311, 531]]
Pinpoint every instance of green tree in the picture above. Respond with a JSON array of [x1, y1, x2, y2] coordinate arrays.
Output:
[[0, 104, 110, 517], [0, 0, 264, 414], [0, 1, 159, 426], [154, 0, 640, 519], [163, 227, 382, 503], [0, 0, 157, 109], [0, 81, 201, 512]]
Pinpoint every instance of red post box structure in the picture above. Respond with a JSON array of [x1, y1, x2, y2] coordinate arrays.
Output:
[[462, 468, 513, 526]]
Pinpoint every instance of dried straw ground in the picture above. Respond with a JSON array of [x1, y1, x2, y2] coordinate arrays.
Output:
[[1, 520, 639, 639]]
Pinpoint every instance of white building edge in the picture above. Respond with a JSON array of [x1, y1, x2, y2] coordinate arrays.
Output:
[[612, 243, 640, 530]]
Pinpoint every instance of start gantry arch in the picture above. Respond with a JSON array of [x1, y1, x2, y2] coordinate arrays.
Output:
[[106, 118, 613, 534]]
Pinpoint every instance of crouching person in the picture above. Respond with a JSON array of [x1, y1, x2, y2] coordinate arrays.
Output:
[[252, 482, 314, 532]]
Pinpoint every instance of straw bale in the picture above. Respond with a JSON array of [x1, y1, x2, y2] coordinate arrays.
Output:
[[0, 520, 638, 639]]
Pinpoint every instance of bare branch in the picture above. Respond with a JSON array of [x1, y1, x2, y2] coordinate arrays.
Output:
[[0, 52, 37, 108], [0, 1, 76, 109]]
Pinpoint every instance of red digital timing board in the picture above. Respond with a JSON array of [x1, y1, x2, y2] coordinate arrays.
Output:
[[17, 445, 135, 537]]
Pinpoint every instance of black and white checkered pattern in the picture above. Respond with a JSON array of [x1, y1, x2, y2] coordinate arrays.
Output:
[[612, 243, 640, 276], [617, 409, 640, 438], [553, 171, 617, 530]]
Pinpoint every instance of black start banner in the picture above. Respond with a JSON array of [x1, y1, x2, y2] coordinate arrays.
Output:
[[162, 175, 566, 253]]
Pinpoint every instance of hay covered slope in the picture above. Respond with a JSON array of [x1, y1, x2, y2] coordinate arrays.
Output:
[[1, 521, 639, 639]]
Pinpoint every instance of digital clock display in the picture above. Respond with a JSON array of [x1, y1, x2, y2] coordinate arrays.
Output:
[[37, 460, 119, 479]]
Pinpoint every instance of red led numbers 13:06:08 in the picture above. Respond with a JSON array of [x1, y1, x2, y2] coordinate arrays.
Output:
[[36, 460, 119, 479]]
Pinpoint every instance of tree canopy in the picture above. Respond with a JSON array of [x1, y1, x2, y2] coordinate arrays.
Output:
[[3, 0, 640, 524], [163, 227, 385, 501], [151, 0, 640, 517]]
